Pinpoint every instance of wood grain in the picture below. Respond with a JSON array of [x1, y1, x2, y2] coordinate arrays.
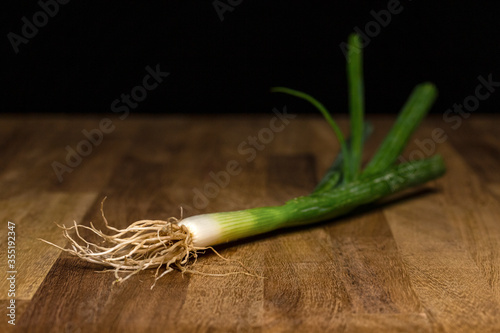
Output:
[[0, 114, 499, 332]]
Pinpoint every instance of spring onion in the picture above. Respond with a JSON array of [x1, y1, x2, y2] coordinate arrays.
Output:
[[42, 33, 446, 285]]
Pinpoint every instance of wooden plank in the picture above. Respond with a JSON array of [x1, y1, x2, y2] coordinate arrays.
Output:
[[0, 116, 139, 198], [0, 115, 498, 332], [0, 192, 97, 331], [326, 211, 424, 314], [262, 262, 348, 332], [438, 142, 500, 302], [343, 313, 431, 333], [18, 134, 193, 331], [0, 117, 67, 199], [383, 142, 500, 332], [451, 116, 500, 182], [19, 255, 192, 333], [261, 153, 350, 331]]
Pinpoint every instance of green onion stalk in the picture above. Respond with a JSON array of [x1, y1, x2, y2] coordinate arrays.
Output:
[[43, 34, 445, 285]]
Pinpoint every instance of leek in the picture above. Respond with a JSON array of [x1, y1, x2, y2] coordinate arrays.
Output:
[[43, 33, 446, 284]]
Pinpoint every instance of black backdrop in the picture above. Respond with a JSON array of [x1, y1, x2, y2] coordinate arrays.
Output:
[[2, 0, 499, 116]]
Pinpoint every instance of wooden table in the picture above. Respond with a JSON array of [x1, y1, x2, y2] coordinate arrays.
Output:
[[1, 114, 500, 332]]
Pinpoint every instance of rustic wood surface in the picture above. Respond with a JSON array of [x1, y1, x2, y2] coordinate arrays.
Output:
[[1, 113, 500, 332]]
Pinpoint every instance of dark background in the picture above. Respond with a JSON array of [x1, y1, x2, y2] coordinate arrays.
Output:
[[2, 0, 499, 116]]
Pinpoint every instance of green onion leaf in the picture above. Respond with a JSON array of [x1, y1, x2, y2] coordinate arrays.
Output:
[[362, 82, 438, 177], [270, 86, 351, 182], [346, 33, 365, 181]]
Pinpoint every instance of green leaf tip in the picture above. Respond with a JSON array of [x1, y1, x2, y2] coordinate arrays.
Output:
[[348, 33, 363, 48]]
